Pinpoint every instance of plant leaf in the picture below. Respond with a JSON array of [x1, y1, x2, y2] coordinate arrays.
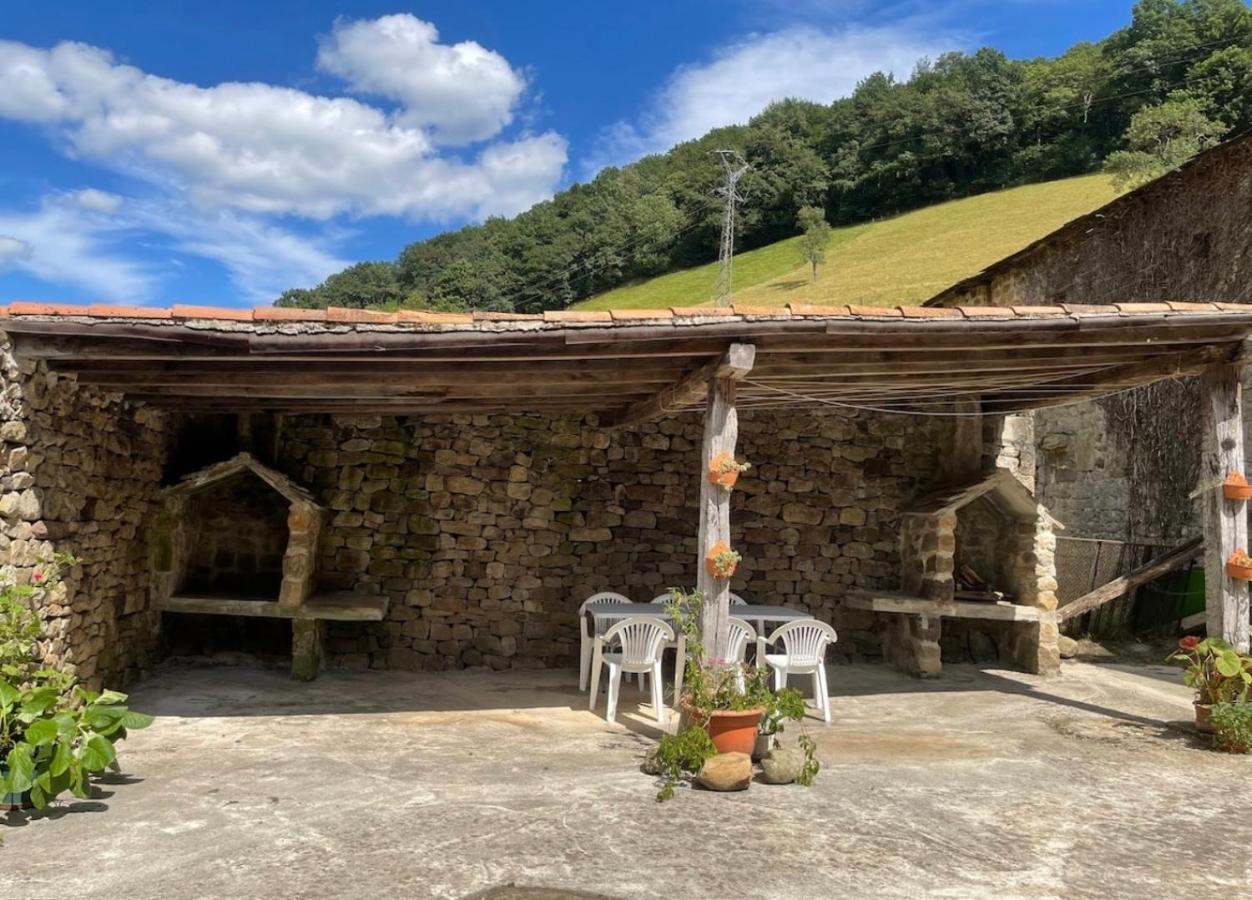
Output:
[[49, 739, 71, 777], [122, 710, 154, 730], [5, 743, 34, 793], [79, 734, 116, 772], [0, 678, 18, 708], [23, 718, 58, 747]]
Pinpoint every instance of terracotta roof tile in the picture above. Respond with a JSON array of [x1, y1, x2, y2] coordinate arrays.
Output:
[[732, 305, 788, 317], [253, 307, 327, 321], [1010, 305, 1068, 317], [325, 307, 399, 324], [1165, 301, 1220, 312], [788, 303, 852, 316], [91, 304, 172, 318], [610, 308, 674, 320], [472, 311, 538, 321], [394, 310, 474, 324], [1060, 303, 1120, 314], [848, 305, 901, 317], [1114, 302, 1173, 314], [8, 302, 91, 316], [1216, 302, 1251, 312], [172, 305, 254, 321], [899, 306, 960, 318], [670, 306, 732, 317], [956, 306, 1015, 317], [542, 310, 612, 323]]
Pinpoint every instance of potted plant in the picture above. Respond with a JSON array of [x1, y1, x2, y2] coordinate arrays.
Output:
[[1166, 636, 1252, 732], [0, 556, 153, 810], [1210, 701, 1252, 753], [707, 452, 750, 489], [704, 543, 741, 579], [1224, 471, 1252, 501], [1226, 549, 1252, 581]]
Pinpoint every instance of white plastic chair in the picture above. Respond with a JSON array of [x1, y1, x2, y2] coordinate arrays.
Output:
[[764, 618, 838, 723], [588, 617, 675, 723], [578, 591, 629, 691], [729, 593, 749, 606], [726, 616, 757, 691]]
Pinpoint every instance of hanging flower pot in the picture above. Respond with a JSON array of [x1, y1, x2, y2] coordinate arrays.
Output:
[[1227, 549, 1252, 581], [1224, 471, 1252, 501], [707, 452, 750, 489], [704, 542, 741, 578]]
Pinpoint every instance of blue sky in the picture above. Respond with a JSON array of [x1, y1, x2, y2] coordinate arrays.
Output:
[[0, 0, 1133, 308]]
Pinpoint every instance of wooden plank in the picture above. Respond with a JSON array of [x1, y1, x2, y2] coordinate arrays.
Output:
[[605, 342, 755, 429], [695, 373, 743, 661], [845, 590, 1041, 622], [159, 592, 388, 621], [1202, 363, 1251, 652], [1056, 537, 1203, 622]]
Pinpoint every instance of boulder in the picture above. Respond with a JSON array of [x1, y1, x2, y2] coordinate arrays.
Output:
[[696, 752, 752, 792], [1058, 635, 1078, 659], [641, 747, 662, 776], [760, 747, 805, 785]]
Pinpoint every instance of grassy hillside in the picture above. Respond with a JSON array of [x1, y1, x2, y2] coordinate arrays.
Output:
[[577, 174, 1120, 310]]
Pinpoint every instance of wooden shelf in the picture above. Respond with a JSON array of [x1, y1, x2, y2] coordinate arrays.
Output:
[[845, 589, 1042, 623], [159, 592, 388, 622]]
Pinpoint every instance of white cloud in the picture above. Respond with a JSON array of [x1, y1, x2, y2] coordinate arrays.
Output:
[[0, 194, 155, 300], [0, 236, 33, 268], [588, 25, 962, 172], [0, 35, 564, 222], [70, 188, 124, 213], [317, 14, 525, 146]]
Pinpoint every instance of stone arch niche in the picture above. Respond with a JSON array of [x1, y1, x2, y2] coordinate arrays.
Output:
[[149, 452, 324, 609]]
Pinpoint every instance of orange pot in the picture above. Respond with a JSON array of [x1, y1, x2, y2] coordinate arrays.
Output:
[[708, 469, 740, 489], [1225, 482, 1252, 501], [1227, 561, 1252, 581], [705, 542, 738, 578], [687, 706, 764, 755]]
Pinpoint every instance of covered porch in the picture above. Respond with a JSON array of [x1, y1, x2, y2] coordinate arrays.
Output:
[[2, 300, 1251, 691]]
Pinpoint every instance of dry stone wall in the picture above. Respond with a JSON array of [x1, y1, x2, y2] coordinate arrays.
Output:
[[275, 408, 952, 672], [0, 335, 172, 687]]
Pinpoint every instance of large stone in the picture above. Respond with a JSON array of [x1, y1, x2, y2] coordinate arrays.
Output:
[[760, 747, 805, 785], [1058, 634, 1079, 659], [696, 752, 752, 792]]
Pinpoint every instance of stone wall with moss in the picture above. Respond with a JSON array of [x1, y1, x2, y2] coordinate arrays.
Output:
[[0, 335, 173, 687], [275, 408, 955, 672]]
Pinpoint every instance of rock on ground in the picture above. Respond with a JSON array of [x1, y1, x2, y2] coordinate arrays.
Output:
[[697, 752, 752, 791]]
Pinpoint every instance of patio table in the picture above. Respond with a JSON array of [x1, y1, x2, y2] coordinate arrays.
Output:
[[586, 603, 810, 706]]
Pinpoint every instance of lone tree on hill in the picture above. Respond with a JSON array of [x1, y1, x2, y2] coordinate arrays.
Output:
[[796, 206, 832, 282]]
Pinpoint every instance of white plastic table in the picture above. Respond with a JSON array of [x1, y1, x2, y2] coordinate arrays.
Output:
[[586, 603, 810, 705]]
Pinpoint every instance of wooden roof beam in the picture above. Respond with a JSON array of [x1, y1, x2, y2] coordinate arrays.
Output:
[[604, 343, 756, 429]]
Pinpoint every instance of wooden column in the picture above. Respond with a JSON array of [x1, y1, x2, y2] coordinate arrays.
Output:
[[1202, 363, 1251, 652], [695, 344, 755, 661]]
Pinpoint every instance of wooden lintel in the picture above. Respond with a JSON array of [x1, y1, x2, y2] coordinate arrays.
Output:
[[604, 342, 755, 429]]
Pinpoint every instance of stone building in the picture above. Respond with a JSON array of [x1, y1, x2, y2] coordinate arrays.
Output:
[[2, 302, 1250, 688]]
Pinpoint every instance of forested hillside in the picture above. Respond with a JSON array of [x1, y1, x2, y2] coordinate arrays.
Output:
[[277, 0, 1252, 313]]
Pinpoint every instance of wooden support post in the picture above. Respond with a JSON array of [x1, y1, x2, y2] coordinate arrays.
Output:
[[1202, 363, 1250, 653], [695, 344, 755, 661]]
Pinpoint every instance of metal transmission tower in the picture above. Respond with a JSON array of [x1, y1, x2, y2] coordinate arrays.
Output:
[[712, 150, 750, 307]]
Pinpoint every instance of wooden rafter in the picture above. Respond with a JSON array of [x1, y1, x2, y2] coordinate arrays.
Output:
[[603, 342, 756, 429]]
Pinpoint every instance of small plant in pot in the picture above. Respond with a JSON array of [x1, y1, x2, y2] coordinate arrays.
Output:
[[1226, 549, 1252, 581], [704, 543, 741, 579], [1210, 701, 1252, 753], [707, 452, 750, 489], [649, 589, 819, 801], [1166, 636, 1252, 732]]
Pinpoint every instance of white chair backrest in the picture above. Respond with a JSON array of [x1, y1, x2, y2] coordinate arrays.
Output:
[[579, 591, 630, 616], [726, 616, 757, 662], [602, 617, 674, 667], [729, 593, 748, 606], [767, 619, 837, 667], [649, 592, 674, 605]]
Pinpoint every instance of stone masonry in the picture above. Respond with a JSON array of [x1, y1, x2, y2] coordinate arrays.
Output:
[[0, 336, 172, 688]]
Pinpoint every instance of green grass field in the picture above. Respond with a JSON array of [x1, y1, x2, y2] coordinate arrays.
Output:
[[576, 174, 1119, 311]]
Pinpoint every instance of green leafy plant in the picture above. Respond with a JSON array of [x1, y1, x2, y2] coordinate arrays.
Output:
[[0, 555, 153, 810], [654, 726, 717, 802], [1210, 702, 1252, 754], [1166, 636, 1252, 706]]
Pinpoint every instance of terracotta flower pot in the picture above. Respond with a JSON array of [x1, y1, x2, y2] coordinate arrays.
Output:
[[707, 452, 745, 489], [1195, 702, 1215, 734], [1224, 481, 1252, 501], [704, 541, 739, 578], [687, 705, 765, 755], [1226, 561, 1252, 581]]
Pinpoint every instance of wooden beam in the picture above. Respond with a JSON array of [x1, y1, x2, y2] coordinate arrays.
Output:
[[1056, 537, 1203, 622], [696, 373, 739, 662], [1202, 363, 1251, 652], [605, 342, 755, 429]]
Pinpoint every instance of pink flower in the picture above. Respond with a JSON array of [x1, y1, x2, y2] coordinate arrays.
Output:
[[31, 569, 45, 585], [1179, 636, 1200, 651]]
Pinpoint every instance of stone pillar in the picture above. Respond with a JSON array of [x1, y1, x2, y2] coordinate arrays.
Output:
[[885, 613, 942, 678], [894, 512, 955, 677], [279, 500, 322, 607], [291, 618, 324, 681], [1006, 515, 1061, 676]]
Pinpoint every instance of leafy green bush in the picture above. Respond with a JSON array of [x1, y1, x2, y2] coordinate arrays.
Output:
[[654, 726, 717, 802], [1166, 637, 1252, 706], [0, 556, 153, 809], [1210, 702, 1252, 754]]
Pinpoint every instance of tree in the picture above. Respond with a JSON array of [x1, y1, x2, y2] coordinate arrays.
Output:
[[796, 206, 832, 281], [1104, 94, 1225, 188]]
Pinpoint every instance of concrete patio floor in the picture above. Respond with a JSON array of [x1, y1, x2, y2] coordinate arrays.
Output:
[[2, 659, 1249, 899]]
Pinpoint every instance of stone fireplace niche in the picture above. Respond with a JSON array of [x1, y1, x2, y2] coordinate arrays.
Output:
[[150, 452, 324, 608]]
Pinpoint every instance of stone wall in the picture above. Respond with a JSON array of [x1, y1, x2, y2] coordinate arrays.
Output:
[[274, 407, 953, 672], [182, 475, 288, 595], [0, 336, 173, 687]]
